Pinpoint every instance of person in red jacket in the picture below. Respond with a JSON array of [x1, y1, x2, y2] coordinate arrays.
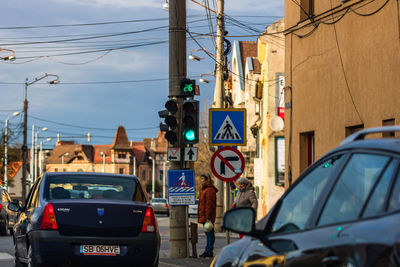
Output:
[[198, 173, 218, 258]]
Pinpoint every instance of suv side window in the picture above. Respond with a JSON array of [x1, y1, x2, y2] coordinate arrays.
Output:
[[318, 153, 390, 226], [362, 160, 397, 218], [388, 168, 400, 211], [271, 154, 346, 233]]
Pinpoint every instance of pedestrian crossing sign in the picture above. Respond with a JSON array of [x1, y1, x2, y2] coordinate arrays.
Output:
[[209, 108, 247, 146]]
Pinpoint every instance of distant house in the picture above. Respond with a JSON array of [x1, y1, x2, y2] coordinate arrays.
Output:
[[1, 161, 25, 200], [45, 126, 169, 196]]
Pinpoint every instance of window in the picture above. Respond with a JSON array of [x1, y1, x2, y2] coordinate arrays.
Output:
[[119, 168, 124, 174], [382, 119, 395, 138], [54, 168, 58, 172], [362, 160, 397, 218], [118, 153, 126, 159], [389, 170, 400, 212], [275, 137, 285, 186], [300, 0, 314, 20], [318, 153, 390, 226], [300, 131, 315, 173], [271, 154, 346, 233], [159, 170, 164, 181], [346, 124, 364, 137]]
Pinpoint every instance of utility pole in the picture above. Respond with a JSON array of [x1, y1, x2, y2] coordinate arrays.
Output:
[[4, 119, 8, 191], [213, 0, 225, 233], [22, 80, 28, 202], [169, 0, 188, 258]]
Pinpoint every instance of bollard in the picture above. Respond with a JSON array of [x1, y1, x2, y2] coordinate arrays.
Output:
[[189, 222, 198, 258]]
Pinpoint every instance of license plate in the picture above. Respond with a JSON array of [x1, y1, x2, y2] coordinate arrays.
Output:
[[80, 245, 120, 256]]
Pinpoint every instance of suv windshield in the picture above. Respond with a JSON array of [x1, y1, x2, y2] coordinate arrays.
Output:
[[46, 175, 145, 201]]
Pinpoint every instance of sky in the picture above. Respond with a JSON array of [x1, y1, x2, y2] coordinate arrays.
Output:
[[0, 0, 284, 149]]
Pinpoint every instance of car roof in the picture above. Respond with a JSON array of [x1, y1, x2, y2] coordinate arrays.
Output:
[[43, 172, 140, 181]]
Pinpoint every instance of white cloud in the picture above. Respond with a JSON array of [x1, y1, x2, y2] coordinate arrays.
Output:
[[53, 0, 163, 9]]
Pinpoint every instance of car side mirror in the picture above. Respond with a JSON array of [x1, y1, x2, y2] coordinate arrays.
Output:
[[7, 202, 21, 212], [222, 207, 256, 235]]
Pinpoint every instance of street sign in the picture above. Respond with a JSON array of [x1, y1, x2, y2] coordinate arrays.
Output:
[[184, 147, 198, 161], [209, 108, 247, 146], [168, 170, 195, 205], [211, 147, 245, 182], [167, 148, 180, 161]]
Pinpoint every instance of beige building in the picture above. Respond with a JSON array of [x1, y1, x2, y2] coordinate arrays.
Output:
[[255, 19, 286, 218], [284, 0, 400, 184]]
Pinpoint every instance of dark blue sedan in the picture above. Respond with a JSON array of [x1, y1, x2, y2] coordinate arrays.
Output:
[[8, 172, 160, 267]]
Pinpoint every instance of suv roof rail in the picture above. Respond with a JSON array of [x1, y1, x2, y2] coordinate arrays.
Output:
[[341, 126, 400, 145]]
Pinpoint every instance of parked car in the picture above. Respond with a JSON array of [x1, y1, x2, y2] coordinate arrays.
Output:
[[188, 199, 198, 217], [0, 188, 18, 235], [212, 126, 400, 267], [150, 198, 169, 216], [8, 172, 160, 267]]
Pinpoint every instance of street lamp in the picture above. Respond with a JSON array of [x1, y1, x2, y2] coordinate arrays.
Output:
[[0, 48, 16, 61], [199, 73, 215, 83], [4, 111, 21, 191], [149, 156, 156, 199], [100, 152, 106, 173], [22, 73, 59, 201], [61, 152, 69, 171]]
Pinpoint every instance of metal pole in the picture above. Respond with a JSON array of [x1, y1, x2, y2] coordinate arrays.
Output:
[[39, 141, 43, 175], [152, 158, 155, 199], [133, 156, 136, 176], [169, 0, 188, 258], [4, 119, 8, 191], [30, 125, 34, 184], [22, 80, 28, 201], [61, 155, 64, 171], [102, 153, 105, 173], [213, 0, 225, 233], [34, 132, 38, 182], [162, 161, 166, 199]]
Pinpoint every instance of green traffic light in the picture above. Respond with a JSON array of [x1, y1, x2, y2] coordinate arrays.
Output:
[[184, 129, 196, 141]]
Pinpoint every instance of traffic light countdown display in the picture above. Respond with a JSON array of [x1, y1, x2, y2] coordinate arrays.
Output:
[[182, 100, 199, 144], [180, 78, 196, 96]]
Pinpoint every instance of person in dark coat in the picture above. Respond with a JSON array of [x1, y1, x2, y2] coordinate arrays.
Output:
[[232, 177, 258, 238], [198, 173, 218, 258]]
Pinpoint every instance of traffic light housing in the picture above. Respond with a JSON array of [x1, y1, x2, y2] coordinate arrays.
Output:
[[159, 99, 179, 145], [182, 100, 199, 144], [180, 78, 196, 96]]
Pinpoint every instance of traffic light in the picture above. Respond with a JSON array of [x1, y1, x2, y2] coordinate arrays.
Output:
[[159, 99, 179, 145], [180, 78, 196, 96], [182, 100, 199, 144]]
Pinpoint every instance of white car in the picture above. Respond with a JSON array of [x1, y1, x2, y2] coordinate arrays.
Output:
[[188, 199, 198, 216]]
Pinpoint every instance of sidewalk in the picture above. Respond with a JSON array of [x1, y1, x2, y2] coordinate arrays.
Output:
[[159, 232, 239, 267]]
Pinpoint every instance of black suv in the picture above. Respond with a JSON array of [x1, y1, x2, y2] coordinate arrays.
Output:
[[213, 126, 400, 267]]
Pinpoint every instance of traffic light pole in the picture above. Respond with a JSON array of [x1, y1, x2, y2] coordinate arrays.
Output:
[[169, 0, 189, 258], [213, 0, 225, 233]]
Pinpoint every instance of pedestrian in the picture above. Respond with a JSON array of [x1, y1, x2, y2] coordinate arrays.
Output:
[[198, 173, 218, 258], [232, 177, 258, 238]]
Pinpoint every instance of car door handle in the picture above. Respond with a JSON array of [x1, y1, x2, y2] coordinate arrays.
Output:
[[322, 255, 340, 266]]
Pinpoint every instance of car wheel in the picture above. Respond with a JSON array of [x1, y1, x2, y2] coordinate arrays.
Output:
[[27, 244, 46, 267], [14, 242, 27, 267], [0, 217, 9, 236]]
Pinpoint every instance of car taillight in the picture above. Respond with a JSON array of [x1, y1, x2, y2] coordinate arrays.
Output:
[[0, 203, 2, 212], [40, 203, 58, 230], [141, 206, 157, 233], [165, 203, 169, 208]]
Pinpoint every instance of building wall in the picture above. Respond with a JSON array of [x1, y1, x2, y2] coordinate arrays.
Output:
[[284, 0, 400, 183], [257, 19, 286, 218]]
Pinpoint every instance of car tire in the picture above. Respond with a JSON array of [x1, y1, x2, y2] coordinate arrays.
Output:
[[14, 242, 26, 267], [0, 217, 9, 236], [27, 244, 46, 267]]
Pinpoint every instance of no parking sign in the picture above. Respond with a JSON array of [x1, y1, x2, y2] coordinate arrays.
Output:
[[210, 147, 245, 182]]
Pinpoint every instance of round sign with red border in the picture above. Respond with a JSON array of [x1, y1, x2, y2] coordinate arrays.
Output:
[[210, 147, 245, 182]]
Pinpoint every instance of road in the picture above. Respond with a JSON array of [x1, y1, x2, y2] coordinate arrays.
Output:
[[0, 214, 238, 267]]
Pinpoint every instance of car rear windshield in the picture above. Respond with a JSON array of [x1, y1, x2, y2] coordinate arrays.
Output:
[[151, 198, 167, 203], [46, 175, 146, 202]]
